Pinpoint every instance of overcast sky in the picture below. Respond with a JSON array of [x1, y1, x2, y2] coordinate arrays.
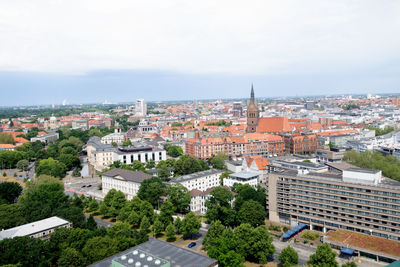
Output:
[[1, 0, 400, 106]]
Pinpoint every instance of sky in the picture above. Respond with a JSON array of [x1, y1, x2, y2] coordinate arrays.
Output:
[[0, 0, 400, 106]]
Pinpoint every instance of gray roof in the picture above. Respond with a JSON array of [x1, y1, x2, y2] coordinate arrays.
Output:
[[346, 167, 380, 174], [0, 216, 70, 240], [102, 168, 152, 183], [171, 169, 224, 183], [87, 136, 116, 152], [229, 172, 259, 179], [90, 239, 217, 267]]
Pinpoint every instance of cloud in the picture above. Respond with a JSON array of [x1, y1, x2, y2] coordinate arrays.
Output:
[[0, 0, 399, 75]]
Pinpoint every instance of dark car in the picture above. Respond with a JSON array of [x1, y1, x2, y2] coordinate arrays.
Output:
[[87, 184, 92, 187], [188, 242, 196, 248], [81, 185, 86, 188]]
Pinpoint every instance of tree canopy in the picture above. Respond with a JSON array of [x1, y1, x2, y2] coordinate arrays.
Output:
[[279, 246, 299, 267], [166, 183, 191, 213], [308, 243, 339, 267], [137, 177, 165, 207]]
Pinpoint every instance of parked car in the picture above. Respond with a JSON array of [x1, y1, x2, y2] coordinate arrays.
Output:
[[81, 185, 86, 188], [87, 184, 92, 187], [188, 242, 196, 248]]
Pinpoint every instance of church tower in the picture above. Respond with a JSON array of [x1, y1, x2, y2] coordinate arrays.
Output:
[[246, 84, 259, 133]]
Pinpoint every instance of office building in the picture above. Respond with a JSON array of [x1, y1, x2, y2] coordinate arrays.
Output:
[[170, 169, 223, 192], [102, 168, 152, 200], [223, 172, 259, 187], [266, 166, 400, 242], [135, 99, 147, 117], [0, 216, 71, 241]]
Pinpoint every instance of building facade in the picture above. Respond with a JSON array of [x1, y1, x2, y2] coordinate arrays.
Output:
[[223, 172, 259, 187], [0, 216, 71, 241], [102, 168, 152, 200], [31, 132, 59, 145], [170, 169, 223, 192], [266, 167, 400, 241]]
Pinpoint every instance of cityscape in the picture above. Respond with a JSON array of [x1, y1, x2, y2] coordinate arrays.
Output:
[[1, 1, 400, 267]]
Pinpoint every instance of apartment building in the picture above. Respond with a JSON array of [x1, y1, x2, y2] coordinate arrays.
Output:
[[101, 132, 125, 145], [86, 136, 116, 171], [170, 169, 223, 191], [267, 167, 400, 242], [0, 216, 71, 241], [116, 145, 166, 165], [223, 172, 259, 187], [102, 168, 152, 200], [30, 132, 59, 145], [189, 186, 233, 215]]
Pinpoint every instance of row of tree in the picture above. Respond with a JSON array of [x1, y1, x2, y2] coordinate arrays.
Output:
[[344, 150, 400, 182], [205, 184, 267, 227]]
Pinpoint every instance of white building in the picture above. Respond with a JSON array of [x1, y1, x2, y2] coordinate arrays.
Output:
[[101, 132, 125, 145], [116, 145, 166, 165], [0, 216, 71, 241], [135, 99, 147, 117], [223, 172, 259, 188], [31, 132, 59, 145], [86, 136, 116, 171], [170, 169, 223, 191], [102, 168, 152, 200], [189, 186, 234, 215]]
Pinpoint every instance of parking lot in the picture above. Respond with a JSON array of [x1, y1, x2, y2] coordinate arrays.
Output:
[[63, 175, 103, 200]]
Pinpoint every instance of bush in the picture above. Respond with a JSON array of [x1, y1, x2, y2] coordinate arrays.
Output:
[[302, 231, 320, 241], [268, 224, 281, 232]]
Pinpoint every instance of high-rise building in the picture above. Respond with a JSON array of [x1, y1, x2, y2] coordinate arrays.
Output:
[[246, 85, 259, 133], [135, 99, 147, 117]]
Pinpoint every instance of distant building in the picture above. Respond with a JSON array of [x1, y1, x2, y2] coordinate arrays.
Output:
[[72, 120, 89, 130], [267, 166, 400, 241], [101, 132, 125, 145], [115, 144, 166, 165], [102, 168, 152, 200], [89, 239, 218, 267], [0, 216, 71, 241], [316, 147, 347, 163], [31, 132, 59, 145], [223, 172, 259, 187], [170, 169, 223, 192], [0, 144, 16, 151], [86, 136, 116, 171], [135, 99, 147, 117], [190, 186, 233, 215]]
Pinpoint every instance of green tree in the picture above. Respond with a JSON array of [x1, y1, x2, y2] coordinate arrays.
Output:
[[57, 248, 85, 267], [137, 177, 165, 207], [181, 212, 201, 239], [157, 166, 171, 180], [60, 146, 78, 156], [35, 157, 67, 178], [237, 200, 265, 227], [279, 246, 299, 267], [233, 184, 266, 211], [165, 223, 176, 242], [159, 200, 176, 227], [0, 236, 48, 267], [131, 160, 145, 171], [205, 186, 235, 226], [0, 182, 23, 204], [16, 159, 29, 171], [173, 155, 209, 176], [342, 262, 357, 267], [166, 183, 191, 213], [153, 218, 163, 237], [174, 217, 183, 234], [0, 204, 26, 229], [140, 215, 151, 234], [209, 152, 228, 170], [203, 220, 225, 249], [59, 154, 80, 170], [308, 243, 339, 267], [218, 250, 245, 267], [82, 236, 119, 265], [249, 225, 275, 264], [145, 160, 155, 169], [122, 140, 132, 147], [86, 214, 97, 230], [167, 145, 183, 157]]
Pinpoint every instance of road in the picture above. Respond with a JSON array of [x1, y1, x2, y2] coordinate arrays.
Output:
[[84, 214, 114, 228]]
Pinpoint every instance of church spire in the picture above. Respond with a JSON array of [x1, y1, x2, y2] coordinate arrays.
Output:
[[250, 84, 254, 100]]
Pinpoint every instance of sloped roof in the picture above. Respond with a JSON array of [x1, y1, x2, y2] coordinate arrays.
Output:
[[102, 168, 152, 183], [257, 117, 291, 133]]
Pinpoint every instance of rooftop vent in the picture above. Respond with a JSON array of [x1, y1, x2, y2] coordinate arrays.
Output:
[[128, 259, 134, 264]]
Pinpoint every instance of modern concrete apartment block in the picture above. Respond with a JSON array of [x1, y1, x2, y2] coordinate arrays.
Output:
[[267, 167, 400, 241]]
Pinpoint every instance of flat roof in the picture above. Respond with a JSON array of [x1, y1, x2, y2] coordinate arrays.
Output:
[[171, 169, 223, 183], [0, 216, 70, 240], [325, 229, 400, 258], [346, 167, 380, 174], [90, 239, 217, 267], [102, 168, 152, 183], [229, 172, 259, 179]]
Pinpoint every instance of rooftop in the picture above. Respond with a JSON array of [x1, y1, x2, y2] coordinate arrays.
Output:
[[0, 216, 70, 240], [229, 171, 259, 180], [89, 239, 217, 267], [171, 169, 224, 183], [102, 168, 152, 183], [325, 229, 400, 258]]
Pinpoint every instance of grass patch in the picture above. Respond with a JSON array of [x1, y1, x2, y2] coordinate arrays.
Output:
[[302, 231, 320, 241]]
